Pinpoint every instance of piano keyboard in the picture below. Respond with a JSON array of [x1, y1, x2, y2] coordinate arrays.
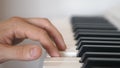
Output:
[[43, 16, 120, 68]]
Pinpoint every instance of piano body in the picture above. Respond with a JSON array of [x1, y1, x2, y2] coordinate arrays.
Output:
[[43, 8, 120, 68]]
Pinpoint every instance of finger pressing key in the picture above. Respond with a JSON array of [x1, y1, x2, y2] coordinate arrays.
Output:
[[26, 18, 67, 51], [23, 25, 60, 57]]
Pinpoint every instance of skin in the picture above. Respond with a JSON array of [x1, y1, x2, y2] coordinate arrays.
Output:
[[0, 17, 66, 63]]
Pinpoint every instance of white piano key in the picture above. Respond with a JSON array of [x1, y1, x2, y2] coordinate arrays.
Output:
[[60, 51, 77, 57], [44, 57, 80, 61], [44, 57, 81, 68], [47, 51, 78, 57]]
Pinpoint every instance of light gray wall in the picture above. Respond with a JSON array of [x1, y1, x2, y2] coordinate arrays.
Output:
[[0, 0, 120, 20], [0, 0, 3, 20]]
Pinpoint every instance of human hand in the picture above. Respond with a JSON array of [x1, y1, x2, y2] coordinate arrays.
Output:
[[0, 17, 66, 63]]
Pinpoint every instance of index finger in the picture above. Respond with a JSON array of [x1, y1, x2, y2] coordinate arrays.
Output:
[[26, 18, 67, 51]]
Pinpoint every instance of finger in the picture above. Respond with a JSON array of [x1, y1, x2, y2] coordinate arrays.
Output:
[[25, 27, 60, 57], [8, 17, 60, 57], [26, 18, 66, 51], [0, 44, 42, 62]]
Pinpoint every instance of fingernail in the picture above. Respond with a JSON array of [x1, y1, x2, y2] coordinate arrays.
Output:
[[30, 48, 37, 58]]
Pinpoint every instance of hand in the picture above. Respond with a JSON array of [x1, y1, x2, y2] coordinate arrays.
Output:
[[0, 17, 66, 63]]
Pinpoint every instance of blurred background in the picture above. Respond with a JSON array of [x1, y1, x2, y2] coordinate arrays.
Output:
[[0, 0, 120, 68], [0, 0, 120, 20]]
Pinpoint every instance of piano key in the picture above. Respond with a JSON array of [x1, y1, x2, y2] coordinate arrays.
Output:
[[44, 57, 81, 68], [72, 24, 116, 28], [47, 51, 77, 58], [76, 37, 120, 45], [77, 40, 120, 50], [72, 22, 114, 26], [75, 32, 120, 40], [72, 23, 115, 29], [73, 25, 117, 32], [81, 52, 120, 63], [44, 57, 80, 62], [74, 29, 118, 36], [82, 57, 120, 68], [71, 17, 110, 24], [77, 45, 120, 57]]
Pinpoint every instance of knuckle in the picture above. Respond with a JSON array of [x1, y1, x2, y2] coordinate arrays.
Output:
[[41, 18, 53, 29], [10, 16, 22, 22], [15, 46, 25, 60], [9, 17, 26, 25], [30, 18, 52, 28], [40, 29, 47, 35], [8, 17, 26, 29], [9, 17, 22, 25], [41, 18, 51, 25], [15, 45, 41, 60]]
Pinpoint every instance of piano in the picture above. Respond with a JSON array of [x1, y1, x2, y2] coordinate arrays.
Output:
[[43, 12, 120, 68]]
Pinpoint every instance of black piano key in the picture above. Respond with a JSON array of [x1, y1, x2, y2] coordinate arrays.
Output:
[[74, 29, 118, 37], [72, 23, 115, 29], [77, 45, 120, 57], [72, 22, 114, 26], [80, 52, 120, 63], [77, 40, 120, 50], [82, 58, 120, 68], [71, 17, 110, 24], [73, 25, 117, 32], [75, 32, 120, 40], [76, 37, 120, 45], [73, 24, 116, 28]]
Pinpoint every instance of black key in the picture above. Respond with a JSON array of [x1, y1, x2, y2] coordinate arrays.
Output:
[[77, 45, 120, 57], [74, 29, 118, 37], [81, 52, 120, 63], [73, 25, 117, 32], [82, 57, 120, 68], [77, 40, 120, 50], [76, 37, 120, 45], [71, 17, 110, 24], [72, 22, 114, 26], [73, 24, 116, 28], [72, 23, 115, 29], [75, 32, 120, 40]]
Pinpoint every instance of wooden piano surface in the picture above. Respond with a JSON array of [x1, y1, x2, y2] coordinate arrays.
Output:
[[43, 14, 120, 68]]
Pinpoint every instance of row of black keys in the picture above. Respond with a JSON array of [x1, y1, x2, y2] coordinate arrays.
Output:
[[71, 16, 120, 68]]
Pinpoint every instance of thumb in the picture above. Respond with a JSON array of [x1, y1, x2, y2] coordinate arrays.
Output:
[[0, 44, 42, 63]]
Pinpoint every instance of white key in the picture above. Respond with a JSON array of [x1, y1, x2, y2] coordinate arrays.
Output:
[[44, 57, 82, 68]]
